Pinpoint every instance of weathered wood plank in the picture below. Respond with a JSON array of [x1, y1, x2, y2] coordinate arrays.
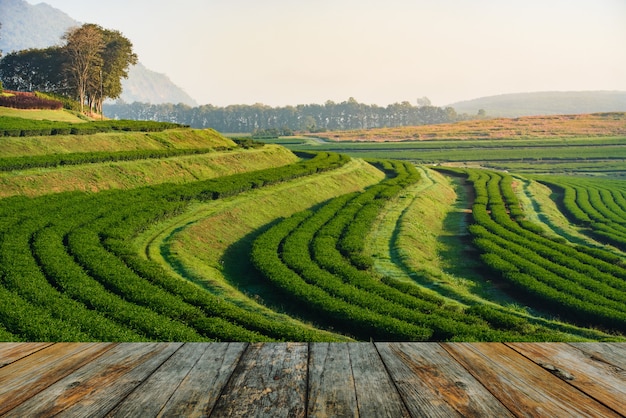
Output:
[[376, 342, 512, 417], [0, 342, 53, 367], [307, 343, 358, 417], [350, 343, 410, 418], [569, 342, 626, 369], [0, 342, 115, 416], [105, 343, 211, 417], [210, 342, 308, 417], [443, 343, 621, 418], [508, 342, 626, 416], [6, 342, 181, 417], [157, 342, 247, 417]]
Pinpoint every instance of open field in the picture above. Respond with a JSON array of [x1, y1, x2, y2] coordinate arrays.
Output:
[[267, 135, 626, 176], [304, 112, 626, 141], [1, 110, 626, 342]]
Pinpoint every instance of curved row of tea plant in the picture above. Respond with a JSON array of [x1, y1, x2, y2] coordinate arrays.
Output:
[[252, 160, 555, 341], [441, 167, 626, 333], [0, 151, 350, 341], [538, 176, 626, 250], [0, 147, 237, 172], [0, 116, 186, 137]]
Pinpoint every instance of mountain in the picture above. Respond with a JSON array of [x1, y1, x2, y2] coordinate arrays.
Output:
[[0, 0, 197, 106], [118, 63, 197, 106], [0, 0, 74, 52], [447, 91, 626, 118]]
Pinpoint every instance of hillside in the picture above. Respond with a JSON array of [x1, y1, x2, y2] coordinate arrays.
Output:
[[447, 91, 626, 118], [1, 109, 626, 343], [0, 0, 75, 52], [0, 0, 197, 106]]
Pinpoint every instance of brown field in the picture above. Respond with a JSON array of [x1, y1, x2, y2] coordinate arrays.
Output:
[[309, 112, 626, 142]]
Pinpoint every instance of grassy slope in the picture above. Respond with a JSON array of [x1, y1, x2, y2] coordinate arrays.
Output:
[[0, 145, 295, 198], [0, 129, 233, 157], [135, 158, 385, 336], [0, 106, 87, 122], [0, 127, 302, 198]]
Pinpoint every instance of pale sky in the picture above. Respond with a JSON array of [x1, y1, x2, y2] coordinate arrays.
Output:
[[26, 0, 626, 107]]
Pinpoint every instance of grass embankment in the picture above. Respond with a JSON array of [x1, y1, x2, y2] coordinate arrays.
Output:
[[309, 112, 626, 141], [0, 128, 233, 157], [135, 158, 385, 336], [0, 129, 298, 197], [0, 106, 88, 122]]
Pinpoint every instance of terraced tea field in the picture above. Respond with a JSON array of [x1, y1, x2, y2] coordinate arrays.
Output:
[[1, 112, 625, 342]]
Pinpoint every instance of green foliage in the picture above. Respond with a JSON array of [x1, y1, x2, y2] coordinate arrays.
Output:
[[250, 160, 551, 341], [0, 151, 351, 341], [104, 98, 459, 133], [0, 116, 187, 137], [450, 168, 626, 334], [231, 137, 265, 149], [251, 127, 293, 139], [538, 176, 626, 251], [0, 148, 230, 172]]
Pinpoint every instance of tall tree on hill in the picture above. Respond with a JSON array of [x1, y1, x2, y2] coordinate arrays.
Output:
[[0, 23, 136, 113], [89, 28, 137, 115], [63, 23, 137, 114], [63, 24, 104, 112]]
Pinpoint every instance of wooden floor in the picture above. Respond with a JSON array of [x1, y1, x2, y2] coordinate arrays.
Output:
[[0, 342, 625, 417]]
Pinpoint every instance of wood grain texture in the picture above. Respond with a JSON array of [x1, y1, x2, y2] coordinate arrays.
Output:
[[1, 342, 625, 417], [508, 342, 626, 416], [106, 343, 210, 417], [0, 342, 115, 416], [377, 342, 511, 417], [157, 342, 247, 418], [6, 343, 181, 417], [570, 342, 626, 369], [307, 343, 358, 417], [0, 343, 52, 367], [443, 343, 621, 418], [210, 342, 308, 417], [350, 343, 410, 418]]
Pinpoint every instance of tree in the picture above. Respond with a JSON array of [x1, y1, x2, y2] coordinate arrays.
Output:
[[416, 96, 431, 107], [88, 28, 137, 114], [63, 24, 105, 112], [62, 24, 137, 114], [0, 47, 69, 93]]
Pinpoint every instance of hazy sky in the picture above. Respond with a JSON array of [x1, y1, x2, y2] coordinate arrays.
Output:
[[26, 0, 626, 107]]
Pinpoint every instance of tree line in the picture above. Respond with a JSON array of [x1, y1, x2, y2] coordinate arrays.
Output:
[[0, 23, 137, 114], [103, 98, 469, 134]]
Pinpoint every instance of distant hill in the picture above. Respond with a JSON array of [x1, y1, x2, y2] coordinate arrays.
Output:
[[447, 91, 626, 118], [0, 0, 74, 51], [118, 63, 197, 106], [0, 0, 197, 106]]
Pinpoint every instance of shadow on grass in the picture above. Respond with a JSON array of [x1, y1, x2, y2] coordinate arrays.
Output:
[[436, 175, 517, 304], [220, 200, 336, 328]]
